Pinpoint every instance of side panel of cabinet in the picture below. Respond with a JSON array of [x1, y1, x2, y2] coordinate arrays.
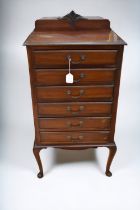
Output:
[[109, 46, 124, 140], [26, 46, 41, 144]]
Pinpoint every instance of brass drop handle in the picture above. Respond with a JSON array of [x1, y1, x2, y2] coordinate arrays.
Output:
[[67, 120, 83, 128], [74, 73, 85, 83], [67, 89, 84, 98], [66, 55, 86, 64], [67, 135, 83, 142], [67, 105, 84, 115]]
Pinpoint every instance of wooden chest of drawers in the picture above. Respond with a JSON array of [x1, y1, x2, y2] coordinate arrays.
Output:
[[24, 11, 126, 178]]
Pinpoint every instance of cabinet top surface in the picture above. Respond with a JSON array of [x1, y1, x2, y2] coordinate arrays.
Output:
[[24, 11, 126, 46]]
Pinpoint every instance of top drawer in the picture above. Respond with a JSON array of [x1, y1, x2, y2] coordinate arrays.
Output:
[[32, 50, 118, 69]]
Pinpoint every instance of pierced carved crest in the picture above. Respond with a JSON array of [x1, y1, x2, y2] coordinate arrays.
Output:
[[60, 10, 86, 26]]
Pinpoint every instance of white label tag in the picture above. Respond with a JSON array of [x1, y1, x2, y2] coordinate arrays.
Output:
[[66, 73, 73, 83]]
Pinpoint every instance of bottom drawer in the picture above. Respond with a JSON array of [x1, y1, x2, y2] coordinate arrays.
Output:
[[39, 131, 110, 145]]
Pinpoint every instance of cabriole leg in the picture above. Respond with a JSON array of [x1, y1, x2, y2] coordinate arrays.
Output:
[[33, 146, 45, 178], [105, 145, 117, 177]]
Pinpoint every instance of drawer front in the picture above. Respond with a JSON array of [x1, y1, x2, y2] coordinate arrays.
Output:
[[40, 131, 110, 145], [34, 68, 116, 85], [36, 85, 114, 102], [38, 102, 112, 117], [32, 50, 118, 68], [38, 117, 111, 131]]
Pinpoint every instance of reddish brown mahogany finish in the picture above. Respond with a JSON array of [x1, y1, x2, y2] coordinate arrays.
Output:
[[24, 11, 126, 178], [37, 102, 112, 117], [38, 117, 111, 131], [34, 68, 116, 86]]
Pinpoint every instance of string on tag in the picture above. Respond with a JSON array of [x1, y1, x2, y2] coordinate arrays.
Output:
[[66, 56, 74, 83], [69, 57, 71, 73]]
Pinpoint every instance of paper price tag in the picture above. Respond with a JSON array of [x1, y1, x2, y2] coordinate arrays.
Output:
[[66, 73, 73, 83]]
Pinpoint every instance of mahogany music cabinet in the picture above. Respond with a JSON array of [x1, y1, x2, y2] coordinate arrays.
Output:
[[24, 11, 126, 178]]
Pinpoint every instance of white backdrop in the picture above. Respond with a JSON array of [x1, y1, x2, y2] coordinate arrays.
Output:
[[0, 1, 140, 210]]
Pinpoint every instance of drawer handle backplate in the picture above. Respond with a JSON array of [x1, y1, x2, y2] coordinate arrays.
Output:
[[74, 73, 85, 83], [67, 105, 84, 115], [67, 120, 83, 128], [66, 54, 86, 64], [67, 135, 83, 142], [67, 89, 84, 98]]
